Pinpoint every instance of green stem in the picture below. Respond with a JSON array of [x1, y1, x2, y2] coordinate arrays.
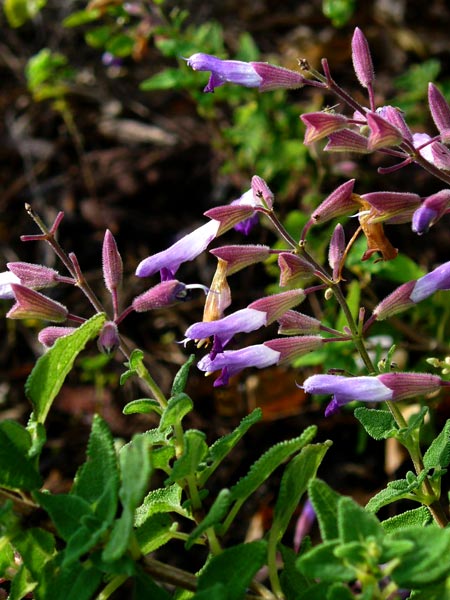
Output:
[[267, 529, 284, 599], [133, 358, 168, 409], [95, 574, 128, 600]]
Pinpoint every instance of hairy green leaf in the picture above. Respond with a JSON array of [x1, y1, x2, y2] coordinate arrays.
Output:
[[297, 540, 355, 583], [381, 506, 432, 532], [272, 443, 330, 543], [71, 414, 119, 522], [308, 478, 341, 541], [199, 408, 262, 486], [169, 430, 208, 483], [171, 354, 196, 396], [197, 541, 267, 599], [159, 393, 193, 432], [354, 407, 397, 440], [423, 419, 450, 470], [102, 433, 152, 561], [338, 496, 382, 543], [230, 426, 317, 503], [136, 484, 185, 527], [389, 526, 450, 587], [0, 421, 42, 491], [25, 313, 105, 423], [122, 398, 162, 415], [186, 489, 232, 549], [33, 492, 93, 541]]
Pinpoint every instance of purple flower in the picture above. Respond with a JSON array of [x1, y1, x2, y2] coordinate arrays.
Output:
[[210, 244, 271, 275], [199, 336, 323, 386], [374, 260, 450, 320], [366, 112, 403, 150], [412, 190, 450, 234], [198, 343, 281, 386], [185, 307, 267, 357], [302, 372, 445, 416], [0, 271, 20, 299], [428, 83, 450, 143], [135, 220, 220, 280], [185, 53, 306, 93]]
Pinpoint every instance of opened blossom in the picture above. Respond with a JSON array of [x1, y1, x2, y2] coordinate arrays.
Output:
[[199, 336, 323, 386], [374, 260, 450, 319], [185, 289, 305, 357], [185, 53, 306, 93], [302, 372, 446, 416], [136, 220, 220, 280], [0, 271, 20, 299]]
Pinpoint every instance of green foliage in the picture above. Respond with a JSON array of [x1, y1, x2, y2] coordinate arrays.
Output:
[[25, 313, 106, 423], [4, 0, 46, 28], [322, 0, 356, 27]]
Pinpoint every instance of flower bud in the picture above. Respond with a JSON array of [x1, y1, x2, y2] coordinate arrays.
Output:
[[7, 262, 60, 289], [277, 310, 321, 335], [328, 223, 345, 279], [351, 27, 374, 88], [7, 284, 68, 322], [428, 83, 450, 143], [251, 175, 274, 209], [38, 326, 77, 348], [249, 289, 306, 324], [210, 245, 270, 275], [310, 180, 357, 224], [278, 253, 315, 287], [301, 112, 349, 145], [366, 112, 403, 150], [132, 280, 189, 312], [324, 130, 369, 153], [98, 320, 120, 354], [264, 335, 323, 363], [102, 230, 123, 292]]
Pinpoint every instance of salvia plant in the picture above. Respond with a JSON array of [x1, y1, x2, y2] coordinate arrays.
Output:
[[1, 22, 450, 600]]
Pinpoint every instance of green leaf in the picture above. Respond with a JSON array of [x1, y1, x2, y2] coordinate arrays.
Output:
[[106, 34, 135, 57], [102, 433, 152, 561], [271, 443, 331, 543], [136, 513, 174, 554], [135, 484, 186, 527], [37, 557, 103, 600], [25, 313, 106, 423], [354, 407, 397, 440], [62, 514, 108, 567], [169, 430, 208, 483], [230, 426, 317, 503], [12, 527, 55, 580], [186, 489, 232, 549], [308, 478, 341, 541], [327, 582, 355, 600], [71, 414, 119, 522], [409, 579, 450, 600], [33, 492, 93, 541], [381, 506, 432, 532], [133, 569, 172, 600], [423, 419, 450, 470], [62, 8, 100, 27], [297, 540, 355, 583], [140, 68, 192, 91], [0, 421, 42, 491], [279, 545, 312, 599], [123, 398, 162, 415], [4, 0, 46, 27], [338, 496, 382, 543], [171, 354, 196, 395], [197, 541, 267, 600], [85, 25, 113, 49], [9, 564, 36, 600], [322, 0, 355, 27], [159, 393, 193, 432], [389, 526, 450, 587], [199, 408, 262, 486], [365, 478, 417, 513]]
